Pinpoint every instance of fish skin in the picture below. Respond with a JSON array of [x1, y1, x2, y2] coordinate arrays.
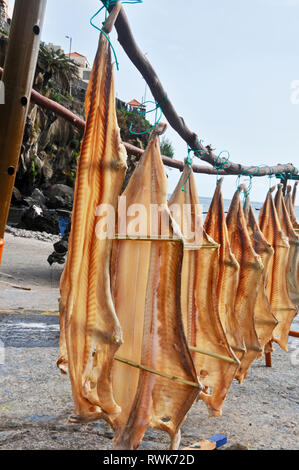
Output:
[[285, 185, 299, 230], [57, 28, 128, 423], [169, 168, 240, 417], [292, 182, 298, 209], [226, 190, 263, 383], [259, 188, 296, 351], [204, 179, 245, 362], [274, 185, 299, 310], [243, 192, 278, 357], [111, 127, 200, 450]]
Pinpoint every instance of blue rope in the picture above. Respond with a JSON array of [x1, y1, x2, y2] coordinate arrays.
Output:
[[90, 1, 143, 71]]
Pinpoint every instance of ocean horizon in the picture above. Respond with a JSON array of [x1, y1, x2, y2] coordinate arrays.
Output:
[[168, 195, 299, 220]]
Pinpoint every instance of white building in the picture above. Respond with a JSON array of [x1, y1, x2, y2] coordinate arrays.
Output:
[[66, 52, 91, 83]]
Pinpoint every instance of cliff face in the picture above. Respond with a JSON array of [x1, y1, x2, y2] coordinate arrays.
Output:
[[0, 30, 152, 203], [15, 101, 84, 197], [15, 101, 152, 198]]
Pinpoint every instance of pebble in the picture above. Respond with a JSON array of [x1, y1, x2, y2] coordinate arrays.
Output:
[[5, 226, 60, 243]]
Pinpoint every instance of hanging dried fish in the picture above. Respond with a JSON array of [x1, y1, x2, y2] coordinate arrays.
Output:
[[57, 4, 128, 423], [226, 190, 263, 382], [110, 125, 200, 450], [285, 186, 299, 230], [169, 168, 239, 417], [274, 185, 299, 310], [292, 182, 298, 209], [204, 179, 245, 362], [242, 188, 278, 357], [259, 188, 297, 351]]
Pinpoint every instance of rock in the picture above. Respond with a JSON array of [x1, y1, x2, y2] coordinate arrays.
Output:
[[53, 240, 68, 255], [224, 444, 248, 450], [31, 188, 47, 207], [21, 205, 59, 235], [11, 187, 22, 205], [45, 184, 74, 202]]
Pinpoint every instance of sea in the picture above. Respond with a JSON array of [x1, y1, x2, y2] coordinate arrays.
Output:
[[197, 196, 299, 220]]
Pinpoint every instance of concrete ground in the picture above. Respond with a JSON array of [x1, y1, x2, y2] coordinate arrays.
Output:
[[0, 232, 298, 450]]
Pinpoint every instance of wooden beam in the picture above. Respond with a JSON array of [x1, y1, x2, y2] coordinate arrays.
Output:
[[0, 0, 47, 240]]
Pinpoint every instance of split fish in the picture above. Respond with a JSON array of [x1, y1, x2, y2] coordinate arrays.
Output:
[[274, 185, 299, 310], [204, 178, 245, 362], [169, 168, 240, 417], [110, 124, 200, 450], [242, 187, 278, 357], [292, 182, 298, 209], [57, 4, 128, 423], [285, 186, 299, 230], [226, 189, 263, 382], [259, 187, 296, 351]]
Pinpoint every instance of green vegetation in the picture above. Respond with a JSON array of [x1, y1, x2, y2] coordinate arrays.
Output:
[[160, 136, 174, 159], [49, 88, 63, 104], [117, 108, 151, 149], [37, 43, 80, 94]]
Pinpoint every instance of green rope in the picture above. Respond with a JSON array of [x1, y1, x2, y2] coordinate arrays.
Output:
[[129, 95, 168, 135], [90, 1, 143, 71], [236, 166, 261, 205], [182, 148, 194, 192], [214, 150, 230, 182]]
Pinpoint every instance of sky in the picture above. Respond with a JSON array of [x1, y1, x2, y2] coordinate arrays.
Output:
[[9, 0, 299, 202]]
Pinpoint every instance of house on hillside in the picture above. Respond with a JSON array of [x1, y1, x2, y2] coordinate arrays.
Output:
[[66, 52, 92, 84], [126, 99, 146, 114]]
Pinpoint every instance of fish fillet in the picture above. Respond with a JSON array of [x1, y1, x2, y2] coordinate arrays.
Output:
[[259, 188, 296, 351], [169, 168, 240, 417], [274, 185, 299, 310], [226, 190, 263, 382], [292, 182, 298, 208], [204, 178, 245, 362], [285, 186, 299, 230], [242, 190, 278, 357], [110, 125, 200, 450], [57, 7, 128, 424]]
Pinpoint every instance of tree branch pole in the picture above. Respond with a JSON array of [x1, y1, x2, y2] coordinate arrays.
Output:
[[103, 2, 298, 179], [1, 66, 297, 180], [0, 0, 47, 244], [1, 65, 296, 180]]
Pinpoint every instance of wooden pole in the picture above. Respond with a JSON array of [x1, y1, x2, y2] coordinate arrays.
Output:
[[0, 67, 298, 179], [0, 0, 47, 245]]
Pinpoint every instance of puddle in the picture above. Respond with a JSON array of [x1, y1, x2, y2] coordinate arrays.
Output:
[[0, 315, 60, 348]]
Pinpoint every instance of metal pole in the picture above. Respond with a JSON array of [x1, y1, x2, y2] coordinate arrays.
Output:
[[0, 0, 47, 254]]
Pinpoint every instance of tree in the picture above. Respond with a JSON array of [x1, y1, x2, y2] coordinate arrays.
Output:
[[37, 43, 80, 93], [160, 136, 174, 159]]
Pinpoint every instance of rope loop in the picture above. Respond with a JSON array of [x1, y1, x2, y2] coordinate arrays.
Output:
[[214, 150, 230, 182], [129, 95, 168, 135], [182, 148, 194, 193], [90, 1, 143, 71]]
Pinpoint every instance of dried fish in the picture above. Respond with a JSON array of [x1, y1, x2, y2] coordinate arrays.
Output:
[[57, 4, 128, 424], [169, 168, 239, 417], [204, 179, 245, 362], [111, 125, 200, 450], [226, 190, 263, 382], [274, 185, 299, 310], [242, 189, 278, 357], [259, 188, 296, 351]]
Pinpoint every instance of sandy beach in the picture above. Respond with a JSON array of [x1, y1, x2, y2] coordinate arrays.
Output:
[[0, 232, 298, 450]]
